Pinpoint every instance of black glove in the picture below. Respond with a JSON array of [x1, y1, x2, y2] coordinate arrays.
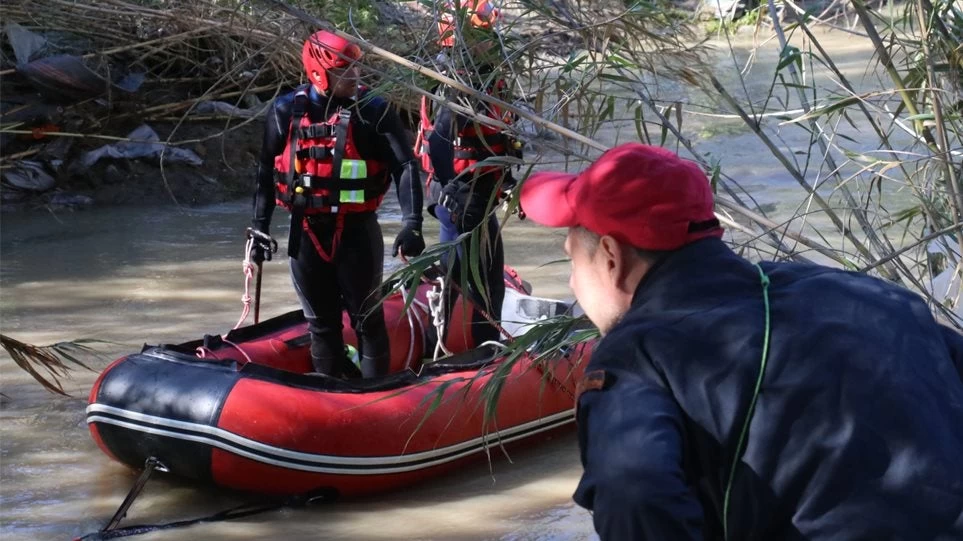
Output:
[[392, 221, 425, 257], [248, 226, 277, 264], [440, 180, 488, 233]]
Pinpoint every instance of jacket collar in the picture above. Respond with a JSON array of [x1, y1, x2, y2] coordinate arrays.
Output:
[[629, 237, 737, 313]]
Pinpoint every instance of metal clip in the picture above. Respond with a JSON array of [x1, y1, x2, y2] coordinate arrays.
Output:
[[301, 174, 312, 189]]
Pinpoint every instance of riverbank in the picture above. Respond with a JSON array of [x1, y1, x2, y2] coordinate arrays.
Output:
[[1, 120, 262, 211], [0, 0, 767, 212]]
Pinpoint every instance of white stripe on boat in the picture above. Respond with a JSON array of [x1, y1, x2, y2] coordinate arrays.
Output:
[[86, 404, 574, 475]]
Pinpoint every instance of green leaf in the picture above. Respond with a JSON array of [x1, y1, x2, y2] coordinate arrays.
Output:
[[777, 45, 802, 72]]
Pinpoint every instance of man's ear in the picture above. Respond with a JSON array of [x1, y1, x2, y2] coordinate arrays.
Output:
[[597, 235, 622, 278], [599, 235, 639, 293]]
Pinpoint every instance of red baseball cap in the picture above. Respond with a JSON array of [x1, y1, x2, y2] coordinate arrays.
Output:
[[519, 143, 723, 251]]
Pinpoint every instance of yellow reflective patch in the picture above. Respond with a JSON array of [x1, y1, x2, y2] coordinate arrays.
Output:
[[340, 159, 367, 179], [340, 190, 365, 203]]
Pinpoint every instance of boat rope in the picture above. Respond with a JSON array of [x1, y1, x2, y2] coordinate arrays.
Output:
[[233, 236, 257, 330], [398, 285, 432, 370], [441, 275, 514, 343], [73, 456, 336, 541], [194, 342, 252, 365], [426, 277, 454, 363], [74, 495, 332, 541], [221, 337, 254, 365], [193, 237, 259, 364], [103, 457, 167, 532], [408, 296, 430, 365], [397, 255, 516, 351], [396, 257, 572, 400], [398, 284, 418, 370]]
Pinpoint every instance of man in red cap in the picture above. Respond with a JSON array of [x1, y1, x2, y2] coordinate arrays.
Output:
[[520, 142, 963, 540]]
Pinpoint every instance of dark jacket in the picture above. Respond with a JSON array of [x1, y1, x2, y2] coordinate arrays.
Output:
[[252, 85, 422, 232], [574, 237, 963, 540]]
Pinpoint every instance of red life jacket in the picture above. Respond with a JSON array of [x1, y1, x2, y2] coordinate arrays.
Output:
[[414, 79, 519, 187], [413, 95, 436, 189], [274, 88, 389, 215]]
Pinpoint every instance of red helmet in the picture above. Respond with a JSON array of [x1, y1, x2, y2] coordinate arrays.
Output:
[[437, 0, 501, 48], [302, 31, 363, 92]]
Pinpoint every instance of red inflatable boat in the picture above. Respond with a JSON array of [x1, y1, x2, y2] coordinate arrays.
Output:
[[86, 273, 593, 497]]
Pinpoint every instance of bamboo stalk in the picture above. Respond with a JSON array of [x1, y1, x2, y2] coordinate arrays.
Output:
[[0, 26, 223, 78], [848, 0, 937, 146], [0, 129, 175, 145], [278, 0, 842, 264], [264, 0, 609, 153], [612, 65, 822, 263], [915, 0, 963, 271], [131, 84, 279, 116], [362, 37, 838, 265], [0, 148, 42, 162], [766, 0, 902, 281], [709, 73, 881, 266], [858, 223, 962, 273]]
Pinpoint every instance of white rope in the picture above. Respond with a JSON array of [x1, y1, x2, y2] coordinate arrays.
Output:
[[426, 277, 453, 362], [233, 237, 257, 330], [408, 296, 431, 369], [399, 285, 417, 370], [221, 337, 254, 365]]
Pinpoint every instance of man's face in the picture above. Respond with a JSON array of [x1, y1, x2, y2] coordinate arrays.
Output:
[[564, 228, 622, 335], [319, 62, 360, 98]]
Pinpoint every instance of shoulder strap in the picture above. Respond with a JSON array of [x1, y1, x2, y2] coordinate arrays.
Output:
[[330, 109, 353, 187], [287, 90, 310, 193], [286, 89, 310, 259]]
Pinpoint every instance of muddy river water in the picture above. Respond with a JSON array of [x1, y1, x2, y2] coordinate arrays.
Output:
[[1, 27, 902, 540]]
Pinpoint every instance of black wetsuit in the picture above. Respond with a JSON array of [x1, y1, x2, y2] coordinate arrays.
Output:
[[427, 86, 512, 346], [252, 85, 422, 378]]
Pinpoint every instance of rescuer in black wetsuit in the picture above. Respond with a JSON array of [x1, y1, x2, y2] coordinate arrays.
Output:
[[250, 31, 424, 378], [421, 1, 519, 348]]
